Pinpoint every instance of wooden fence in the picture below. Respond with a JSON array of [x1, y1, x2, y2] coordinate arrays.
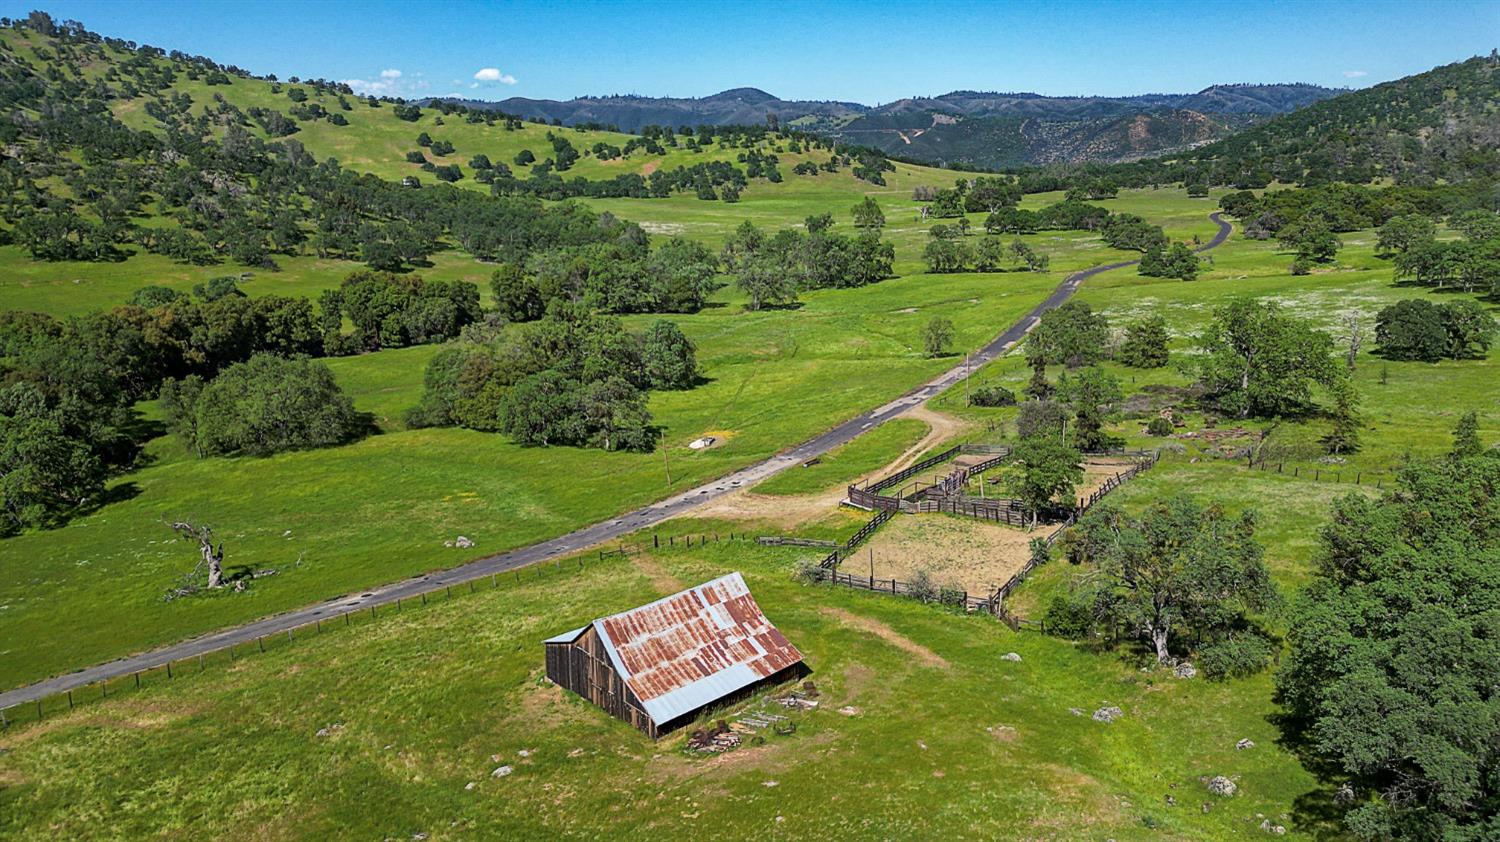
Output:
[[811, 567, 994, 613], [756, 536, 839, 548], [986, 450, 1161, 611], [818, 508, 894, 569], [848, 444, 1014, 513]]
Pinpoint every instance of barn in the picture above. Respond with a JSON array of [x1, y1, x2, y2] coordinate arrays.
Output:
[[543, 572, 806, 738]]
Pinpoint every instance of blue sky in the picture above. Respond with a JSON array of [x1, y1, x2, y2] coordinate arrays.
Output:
[[11, 0, 1499, 103]]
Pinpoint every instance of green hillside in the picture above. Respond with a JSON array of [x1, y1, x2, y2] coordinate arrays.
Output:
[[2, 12, 1499, 842]]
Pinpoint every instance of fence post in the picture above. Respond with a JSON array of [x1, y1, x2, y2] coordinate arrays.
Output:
[[166, 662, 172, 679], [135, 672, 140, 689], [67, 690, 73, 710], [258, 637, 265, 653]]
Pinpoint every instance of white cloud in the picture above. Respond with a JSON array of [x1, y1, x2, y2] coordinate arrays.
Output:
[[342, 71, 428, 98], [1343, 69, 1368, 78], [473, 67, 518, 85]]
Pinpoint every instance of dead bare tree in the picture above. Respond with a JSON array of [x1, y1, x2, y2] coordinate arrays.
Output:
[[1343, 313, 1363, 372], [170, 519, 224, 589]]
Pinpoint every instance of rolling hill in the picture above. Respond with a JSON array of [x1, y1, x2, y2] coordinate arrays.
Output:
[[442, 83, 1339, 168]]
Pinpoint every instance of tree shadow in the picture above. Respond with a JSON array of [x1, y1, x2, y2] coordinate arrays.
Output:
[[1269, 710, 1357, 839], [68, 481, 142, 524]]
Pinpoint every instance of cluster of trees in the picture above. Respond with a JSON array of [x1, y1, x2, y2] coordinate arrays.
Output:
[[1, 277, 328, 532], [1138, 242, 1201, 280], [923, 235, 1049, 274], [1047, 496, 1281, 678], [1374, 298, 1497, 362], [1220, 184, 1500, 275], [1278, 425, 1499, 839], [1390, 211, 1500, 297], [406, 304, 697, 451], [317, 271, 482, 354], [916, 176, 1025, 217], [160, 355, 361, 457], [490, 236, 719, 318], [722, 215, 895, 310]]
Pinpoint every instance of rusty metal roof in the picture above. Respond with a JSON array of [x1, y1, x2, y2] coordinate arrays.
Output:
[[588, 572, 803, 726]]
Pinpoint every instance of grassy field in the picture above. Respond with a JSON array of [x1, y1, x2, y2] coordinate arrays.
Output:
[[0, 525, 1339, 840], [0, 263, 1067, 689], [939, 214, 1500, 476], [749, 418, 928, 497]]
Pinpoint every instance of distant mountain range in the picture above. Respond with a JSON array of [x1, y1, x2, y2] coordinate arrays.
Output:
[[435, 83, 1342, 168]]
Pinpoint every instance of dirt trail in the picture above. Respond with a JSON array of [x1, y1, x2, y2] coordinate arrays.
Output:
[[685, 406, 970, 529], [818, 606, 949, 669], [631, 554, 684, 595]]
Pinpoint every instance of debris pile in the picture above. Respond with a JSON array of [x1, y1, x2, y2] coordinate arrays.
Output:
[[686, 721, 742, 753]]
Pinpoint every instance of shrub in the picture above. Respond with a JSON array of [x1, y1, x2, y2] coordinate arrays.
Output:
[[1146, 417, 1174, 436], [969, 384, 1016, 407], [1028, 537, 1050, 567], [1044, 593, 1096, 639], [1197, 632, 1274, 680], [907, 569, 936, 602], [937, 584, 968, 608], [792, 558, 822, 584]]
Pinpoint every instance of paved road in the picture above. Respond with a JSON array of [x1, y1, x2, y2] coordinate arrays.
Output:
[[0, 213, 1232, 710]]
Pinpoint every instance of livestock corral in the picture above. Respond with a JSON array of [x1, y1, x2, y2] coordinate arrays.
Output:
[[811, 442, 1159, 614]]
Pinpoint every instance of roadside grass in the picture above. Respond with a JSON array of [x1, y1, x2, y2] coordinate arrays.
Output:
[[750, 418, 928, 496], [0, 531, 1333, 840]]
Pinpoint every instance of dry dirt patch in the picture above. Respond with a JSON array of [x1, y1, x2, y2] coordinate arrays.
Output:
[[632, 554, 685, 595], [854, 514, 1034, 596], [688, 406, 969, 530], [1074, 457, 1142, 505]]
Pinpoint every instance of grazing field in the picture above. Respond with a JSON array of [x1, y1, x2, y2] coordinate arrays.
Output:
[[943, 215, 1500, 477], [0, 528, 1336, 841], [0, 261, 1065, 689]]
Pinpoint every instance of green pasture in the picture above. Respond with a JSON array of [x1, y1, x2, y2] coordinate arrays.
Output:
[[0, 529, 1338, 840], [0, 266, 1062, 688]]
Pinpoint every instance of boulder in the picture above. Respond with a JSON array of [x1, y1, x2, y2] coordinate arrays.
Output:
[[1001, 652, 1022, 662], [455, 536, 475, 549], [1206, 776, 1237, 797], [1236, 738, 1256, 751], [1173, 662, 1197, 679], [1092, 706, 1123, 723], [492, 765, 513, 779]]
